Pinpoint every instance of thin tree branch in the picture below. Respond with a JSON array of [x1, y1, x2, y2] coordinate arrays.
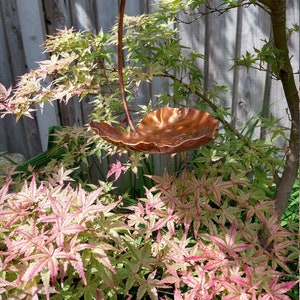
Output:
[[175, 1, 270, 24], [158, 72, 252, 146], [257, 0, 274, 9]]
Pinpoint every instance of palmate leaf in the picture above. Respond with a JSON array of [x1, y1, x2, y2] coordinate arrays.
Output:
[[161, 234, 198, 268], [21, 242, 67, 285], [206, 176, 245, 205], [196, 244, 229, 271], [136, 270, 170, 300], [263, 277, 297, 300], [209, 222, 253, 259], [0, 177, 11, 203], [222, 281, 255, 300], [106, 158, 127, 181], [122, 238, 158, 273], [0, 176, 41, 227], [159, 262, 182, 289], [92, 246, 116, 275], [216, 200, 242, 225], [180, 266, 216, 300]]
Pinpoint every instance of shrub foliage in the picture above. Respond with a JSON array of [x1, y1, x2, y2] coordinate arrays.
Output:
[[0, 0, 298, 299]]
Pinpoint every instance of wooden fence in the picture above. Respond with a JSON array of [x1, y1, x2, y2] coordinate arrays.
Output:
[[0, 0, 299, 164]]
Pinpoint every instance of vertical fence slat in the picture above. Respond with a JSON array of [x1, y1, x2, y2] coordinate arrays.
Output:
[[71, 0, 95, 31], [16, 0, 59, 150], [0, 0, 13, 152], [71, 0, 99, 126], [0, 0, 42, 158], [43, 0, 84, 127], [94, 0, 119, 33], [233, 6, 271, 137]]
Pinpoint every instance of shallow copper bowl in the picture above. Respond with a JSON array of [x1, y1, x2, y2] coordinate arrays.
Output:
[[90, 107, 218, 154]]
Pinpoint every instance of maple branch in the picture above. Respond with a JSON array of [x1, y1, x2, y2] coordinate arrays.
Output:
[[158, 72, 251, 146], [257, 0, 273, 9], [118, 0, 136, 132]]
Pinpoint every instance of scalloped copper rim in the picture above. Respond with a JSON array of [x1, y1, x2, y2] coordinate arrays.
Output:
[[90, 107, 218, 153]]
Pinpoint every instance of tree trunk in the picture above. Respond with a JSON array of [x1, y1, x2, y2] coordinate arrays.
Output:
[[259, 0, 299, 215]]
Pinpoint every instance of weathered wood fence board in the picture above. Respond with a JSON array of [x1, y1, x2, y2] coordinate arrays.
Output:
[[0, 0, 299, 165], [16, 0, 60, 150], [233, 6, 270, 133], [0, 0, 42, 157]]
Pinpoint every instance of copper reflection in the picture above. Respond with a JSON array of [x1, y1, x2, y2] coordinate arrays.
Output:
[[90, 107, 218, 154]]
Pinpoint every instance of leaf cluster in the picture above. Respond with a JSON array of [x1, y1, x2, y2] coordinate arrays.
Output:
[[0, 169, 128, 299], [0, 0, 298, 299], [0, 149, 298, 299], [2, 28, 116, 121], [233, 40, 287, 79]]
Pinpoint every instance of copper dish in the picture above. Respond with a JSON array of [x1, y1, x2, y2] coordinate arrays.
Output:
[[90, 107, 218, 154]]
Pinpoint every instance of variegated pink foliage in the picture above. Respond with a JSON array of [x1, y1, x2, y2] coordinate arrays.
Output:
[[0, 168, 125, 299], [127, 170, 298, 299], [0, 167, 297, 299]]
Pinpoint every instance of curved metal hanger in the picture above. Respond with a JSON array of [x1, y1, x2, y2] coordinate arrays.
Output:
[[90, 0, 218, 153]]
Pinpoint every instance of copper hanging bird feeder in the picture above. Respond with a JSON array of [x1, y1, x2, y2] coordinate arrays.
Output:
[[90, 0, 218, 154], [90, 107, 218, 154]]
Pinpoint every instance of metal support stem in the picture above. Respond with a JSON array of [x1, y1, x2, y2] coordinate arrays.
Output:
[[118, 0, 136, 132]]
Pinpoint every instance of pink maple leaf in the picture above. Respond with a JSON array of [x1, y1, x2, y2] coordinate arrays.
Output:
[[21, 242, 68, 285], [39, 193, 86, 247], [209, 222, 253, 258], [159, 262, 182, 290], [0, 178, 11, 203], [259, 276, 297, 300], [63, 235, 95, 285], [106, 159, 127, 181], [0, 178, 40, 226]]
